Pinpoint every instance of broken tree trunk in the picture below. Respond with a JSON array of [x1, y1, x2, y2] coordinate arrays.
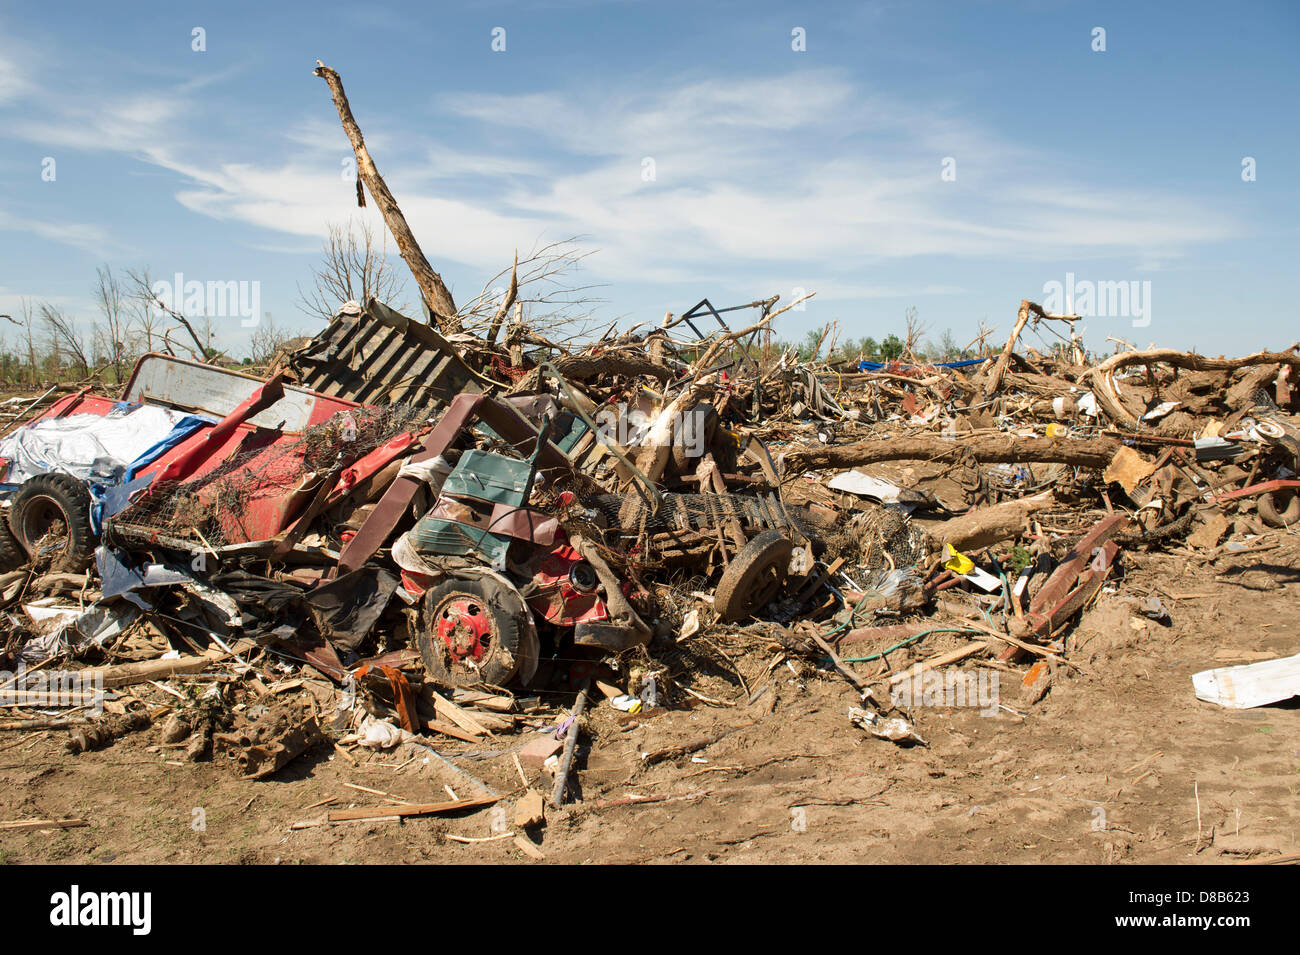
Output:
[[629, 378, 716, 488], [980, 300, 1032, 398], [930, 490, 1055, 552], [313, 62, 460, 331], [1085, 346, 1300, 428], [980, 300, 1080, 398], [553, 352, 676, 382], [484, 253, 518, 344], [781, 433, 1122, 475]]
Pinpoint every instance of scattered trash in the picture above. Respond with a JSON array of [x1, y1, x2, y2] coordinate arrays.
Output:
[[849, 706, 926, 746], [0, 63, 1296, 817]]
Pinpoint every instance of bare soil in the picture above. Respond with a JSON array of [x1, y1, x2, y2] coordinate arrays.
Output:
[[2, 542, 1297, 866]]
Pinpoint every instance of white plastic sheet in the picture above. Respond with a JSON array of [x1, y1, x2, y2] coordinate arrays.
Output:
[[0, 404, 192, 484]]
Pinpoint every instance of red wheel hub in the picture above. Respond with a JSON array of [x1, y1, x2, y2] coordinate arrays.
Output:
[[434, 596, 493, 662]]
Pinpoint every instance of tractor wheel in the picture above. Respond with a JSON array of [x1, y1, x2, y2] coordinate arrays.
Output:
[[7, 473, 96, 573], [713, 530, 793, 622], [417, 577, 524, 688]]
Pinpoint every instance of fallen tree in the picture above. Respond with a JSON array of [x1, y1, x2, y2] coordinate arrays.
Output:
[[553, 351, 677, 382], [1083, 346, 1300, 428], [930, 490, 1056, 552], [780, 433, 1122, 474]]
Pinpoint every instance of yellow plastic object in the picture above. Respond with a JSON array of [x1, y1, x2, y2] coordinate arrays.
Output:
[[944, 543, 974, 575], [1046, 423, 1065, 438]]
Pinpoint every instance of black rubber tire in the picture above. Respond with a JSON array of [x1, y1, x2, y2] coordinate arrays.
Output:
[[713, 529, 793, 622], [0, 517, 27, 572], [1258, 488, 1300, 528], [7, 473, 96, 573], [417, 577, 523, 688]]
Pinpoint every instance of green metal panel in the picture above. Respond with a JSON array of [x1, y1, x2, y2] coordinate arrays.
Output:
[[408, 513, 512, 566], [442, 449, 534, 506], [554, 414, 589, 454]]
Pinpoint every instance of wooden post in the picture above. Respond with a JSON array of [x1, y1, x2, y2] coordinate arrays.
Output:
[[551, 683, 590, 808]]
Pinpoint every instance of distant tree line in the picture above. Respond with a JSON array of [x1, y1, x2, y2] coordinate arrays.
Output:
[[0, 265, 303, 389]]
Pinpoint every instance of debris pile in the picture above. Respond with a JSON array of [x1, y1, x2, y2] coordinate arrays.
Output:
[[1, 64, 1297, 847]]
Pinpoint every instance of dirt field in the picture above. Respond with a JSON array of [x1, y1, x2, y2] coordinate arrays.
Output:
[[2, 537, 1297, 866]]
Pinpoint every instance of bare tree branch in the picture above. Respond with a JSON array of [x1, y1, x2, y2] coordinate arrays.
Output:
[[40, 303, 90, 378], [123, 268, 211, 362], [457, 237, 606, 345], [297, 220, 410, 322], [92, 265, 135, 382]]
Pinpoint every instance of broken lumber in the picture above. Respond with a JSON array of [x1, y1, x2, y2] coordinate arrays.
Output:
[[932, 490, 1056, 552], [327, 794, 500, 822], [0, 817, 88, 832]]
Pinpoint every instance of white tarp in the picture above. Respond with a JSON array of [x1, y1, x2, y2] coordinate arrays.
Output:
[[0, 404, 191, 485]]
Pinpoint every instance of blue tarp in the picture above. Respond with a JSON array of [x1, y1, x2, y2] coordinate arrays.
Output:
[[858, 358, 986, 371], [88, 413, 213, 533], [121, 414, 213, 482]]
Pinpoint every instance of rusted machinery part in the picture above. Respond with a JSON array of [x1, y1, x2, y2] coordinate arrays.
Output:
[[416, 577, 526, 688], [1258, 488, 1300, 528], [713, 530, 794, 623]]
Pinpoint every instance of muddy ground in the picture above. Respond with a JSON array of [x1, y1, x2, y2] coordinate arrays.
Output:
[[2, 537, 1297, 866]]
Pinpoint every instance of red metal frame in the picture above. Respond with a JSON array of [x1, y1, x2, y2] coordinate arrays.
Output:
[[12, 354, 386, 543], [1209, 478, 1300, 504]]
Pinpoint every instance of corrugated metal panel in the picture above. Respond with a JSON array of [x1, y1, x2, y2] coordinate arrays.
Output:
[[288, 302, 486, 409]]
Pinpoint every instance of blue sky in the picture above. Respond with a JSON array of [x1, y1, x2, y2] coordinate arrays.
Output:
[[1, 0, 1296, 359]]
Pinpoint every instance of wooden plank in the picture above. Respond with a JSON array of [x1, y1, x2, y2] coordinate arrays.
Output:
[[327, 794, 499, 822], [431, 692, 502, 735], [1193, 653, 1300, 709], [79, 639, 255, 689], [887, 642, 992, 685], [422, 719, 482, 744], [0, 817, 88, 832], [0, 690, 104, 708], [1238, 850, 1300, 866]]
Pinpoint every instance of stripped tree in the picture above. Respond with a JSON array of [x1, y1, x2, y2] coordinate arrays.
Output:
[[314, 61, 460, 332]]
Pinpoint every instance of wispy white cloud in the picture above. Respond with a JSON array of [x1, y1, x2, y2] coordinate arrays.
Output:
[[9, 91, 187, 164], [0, 210, 112, 257], [0, 60, 1240, 293], [0, 52, 30, 104]]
